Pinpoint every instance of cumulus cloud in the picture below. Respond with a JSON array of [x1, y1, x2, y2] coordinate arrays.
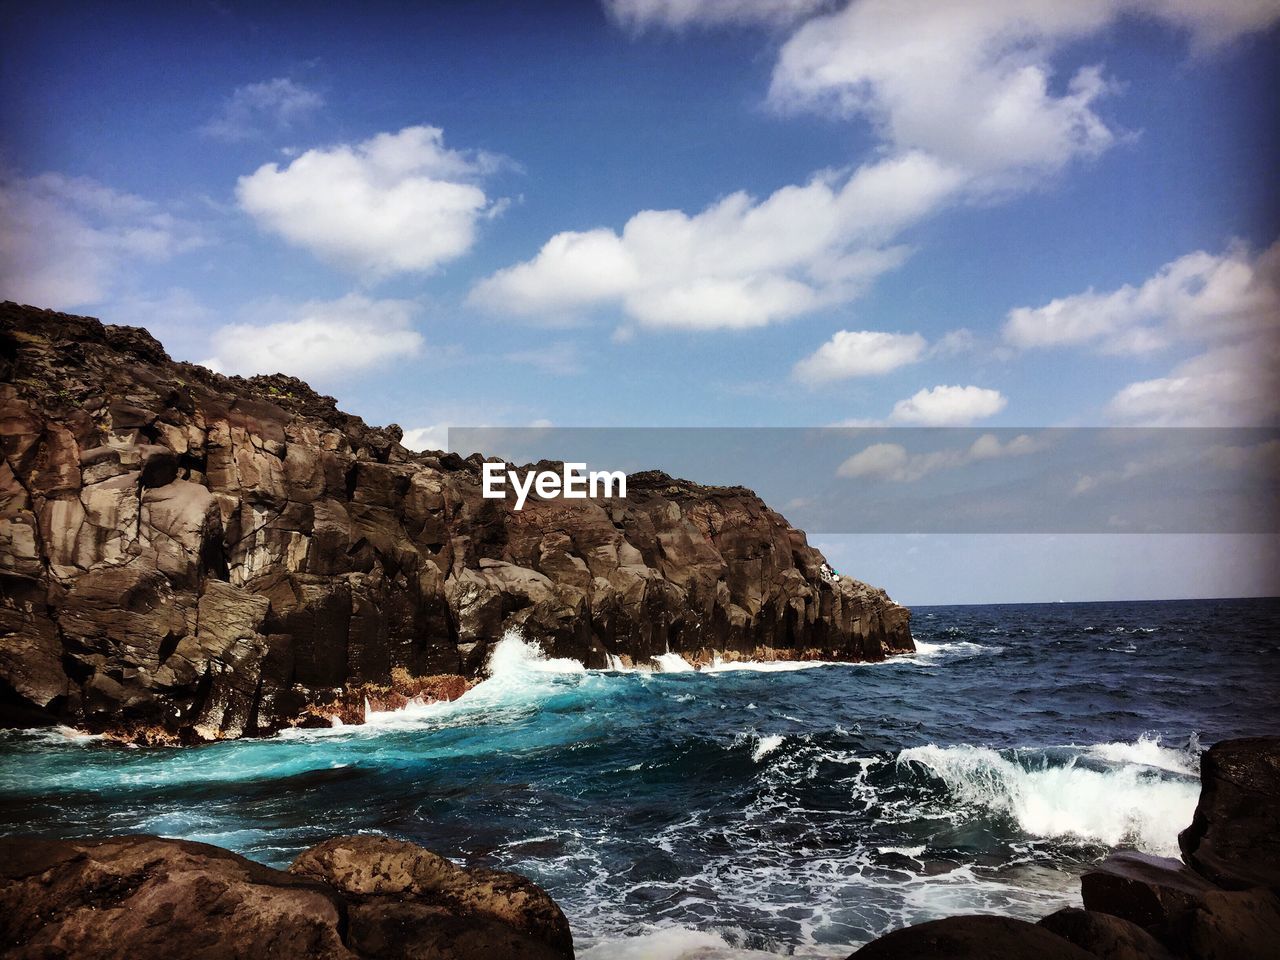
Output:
[[1107, 341, 1280, 426], [604, 0, 831, 30], [201, 78, 324, 142], [1000, 241, 1280, 426], [0, 172, 200, 309], [201, 294, 424, 381], [889, 384, 1008, 426], [793, 329, 927, 383], [1004, 243, 1280, 354], [838, 431, 1044, 482], [767, 0, 1280, 181], [237, 125, 506, 279], [471, 151, 959, 330]]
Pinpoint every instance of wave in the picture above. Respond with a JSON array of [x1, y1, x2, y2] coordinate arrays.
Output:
[[579, 927, 784, 960], [1086, 733, 1200, 776], [752, 734, 785, 762], [653, 653, 695, 673], [702, 658, 836, 673], [907, 640, 1001, 661], [897, 738, 1200, 855]]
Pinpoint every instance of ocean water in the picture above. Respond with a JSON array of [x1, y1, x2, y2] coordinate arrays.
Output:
[[2, 598, 1277, 959]]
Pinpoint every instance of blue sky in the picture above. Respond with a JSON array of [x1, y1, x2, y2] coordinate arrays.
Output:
[[2, 0, 1277, 602]]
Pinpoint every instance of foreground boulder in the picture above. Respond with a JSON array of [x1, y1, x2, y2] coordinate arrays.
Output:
[[1038, 907, 1175, 960], [0, 302, 912, 739], [1178, 737, 1280, 892], [851, 915, 1096, 959], [0, 834, 573, 959]]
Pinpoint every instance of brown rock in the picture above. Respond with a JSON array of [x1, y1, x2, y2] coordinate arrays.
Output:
[[1038, 907, 1175, 960], [850, 915, 1096, 959], [0, 301, 912, 739], [1081, 850, 1216, 946], [0, 833, 573, 960], [1185, 886, 1280, 960], [291, 835, 573, 959], [0, 835, 352, 960], [1178, 737, 1280, 892]]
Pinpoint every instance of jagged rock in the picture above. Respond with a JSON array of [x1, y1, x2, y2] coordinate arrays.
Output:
[[1179, 737, 1280, 892], [1038, 907, 1175, 960], [850, 915, 1096, 959], [291, 835, 572, 959], [0, 301, 912, 739], [0, 833, 573, 959]]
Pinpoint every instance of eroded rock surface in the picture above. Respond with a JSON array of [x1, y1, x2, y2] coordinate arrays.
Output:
[[0, 834, 573, 960], [0, 303, 912, 738]]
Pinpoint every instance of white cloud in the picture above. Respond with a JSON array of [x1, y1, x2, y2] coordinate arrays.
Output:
[[0, 172, 199, 309], [767, 0, 1280, 181], [401, 416, 553, 455], [837, 430, 1044, 482], [1004, 243, 1280, 353], [998, 240, 1280, 427], [837, 442, 910, 479], [201, 78, 324, 142], [237, 125, 506, 279], [201, 294, 424, 381], [604, 0, 831, 29], [793, 329, 927, 383], [889, 384, 1007, 425], [1107, 341, 1280, 426], [471, 151, 959, 330], [401, 425, 451, 453]]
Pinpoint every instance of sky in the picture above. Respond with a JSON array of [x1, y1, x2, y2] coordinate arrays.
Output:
[[1, 0, 1277, 604]]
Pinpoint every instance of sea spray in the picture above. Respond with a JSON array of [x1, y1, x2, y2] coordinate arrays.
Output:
[[897, 741, 1200, 855], [653, 652, 695, 673]]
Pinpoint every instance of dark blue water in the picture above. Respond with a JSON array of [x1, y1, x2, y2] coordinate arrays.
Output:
[[2, 598, 1277, 959]]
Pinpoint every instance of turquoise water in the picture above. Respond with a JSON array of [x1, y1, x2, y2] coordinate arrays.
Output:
[[2, 598, 1277, 958]]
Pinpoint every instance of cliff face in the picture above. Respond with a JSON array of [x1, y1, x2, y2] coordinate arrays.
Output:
[[0, 302, 912, 739]]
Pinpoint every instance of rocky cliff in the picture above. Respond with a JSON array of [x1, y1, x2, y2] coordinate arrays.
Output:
[[0, 301, 912, 740]]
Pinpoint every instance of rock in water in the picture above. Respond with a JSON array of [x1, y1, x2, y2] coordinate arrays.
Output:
[[0, 834, 574, 959], [0, 302, 911, 739], [1178, 736, 1280, 892]]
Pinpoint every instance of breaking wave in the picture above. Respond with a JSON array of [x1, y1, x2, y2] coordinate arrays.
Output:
[[897, 738, 1200, 855]]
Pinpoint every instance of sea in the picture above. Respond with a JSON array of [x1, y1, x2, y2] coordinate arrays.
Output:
[[2, 597, 1277, 959]]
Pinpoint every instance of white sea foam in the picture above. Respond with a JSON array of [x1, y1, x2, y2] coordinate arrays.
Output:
[[487, 632, 587, 675], [653, 652, 695, 673], [897, 740, 1200, 855], [701, 658, 836, 673], [752, 734, 785, 762], [579, 927, 782, 960], [907, 640, 998, 661], [1086, 733, 1199, 776]]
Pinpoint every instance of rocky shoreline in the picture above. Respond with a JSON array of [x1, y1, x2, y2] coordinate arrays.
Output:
[[1, 736, 1274, 958], [0, 302, 912, 742], [0, 833, 574, 959], [854, 736, 1280, 960]]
